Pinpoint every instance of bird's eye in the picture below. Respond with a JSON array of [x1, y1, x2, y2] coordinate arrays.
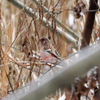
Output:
[[42, 39, 44, 41]]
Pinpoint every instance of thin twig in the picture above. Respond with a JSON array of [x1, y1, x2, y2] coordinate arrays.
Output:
[[7, 74, 14, 93]]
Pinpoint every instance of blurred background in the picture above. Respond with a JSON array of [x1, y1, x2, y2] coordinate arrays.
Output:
[[0, 0, 100, 99]]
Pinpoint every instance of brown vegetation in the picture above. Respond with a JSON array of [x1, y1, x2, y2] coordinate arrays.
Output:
[[0, 0, 100, 99]]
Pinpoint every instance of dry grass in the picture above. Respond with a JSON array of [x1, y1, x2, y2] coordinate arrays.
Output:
[[0, 0, 100, 99]]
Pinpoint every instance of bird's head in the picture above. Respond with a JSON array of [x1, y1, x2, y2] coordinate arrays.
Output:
[[39, 37, 50, 47]]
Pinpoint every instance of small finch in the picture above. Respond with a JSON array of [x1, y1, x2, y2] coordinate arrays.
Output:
[[39, 37, 61, 63]]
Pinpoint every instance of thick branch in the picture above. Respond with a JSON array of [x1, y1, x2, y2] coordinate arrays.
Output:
[[4, 42, 100, 100], [81, 0, 98, 48]]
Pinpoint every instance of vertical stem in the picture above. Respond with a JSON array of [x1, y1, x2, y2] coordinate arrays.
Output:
[[81, 0, 98, 48], [0, 2, 7, 97], [1, 59, 7, 97], [0, 1, 1, 60], [60, 0, 68, 58], [0, 34, 1, 59]]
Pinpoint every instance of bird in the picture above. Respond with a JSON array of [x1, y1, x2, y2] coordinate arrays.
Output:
[[39, 37, 61, 63]]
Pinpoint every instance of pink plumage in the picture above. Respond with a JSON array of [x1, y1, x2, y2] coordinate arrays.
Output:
[[39, 37, 61, 63]]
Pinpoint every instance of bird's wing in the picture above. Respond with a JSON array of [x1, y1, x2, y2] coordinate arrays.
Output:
[[49, 44, 60, 56], [46, 49, 61, 61]]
